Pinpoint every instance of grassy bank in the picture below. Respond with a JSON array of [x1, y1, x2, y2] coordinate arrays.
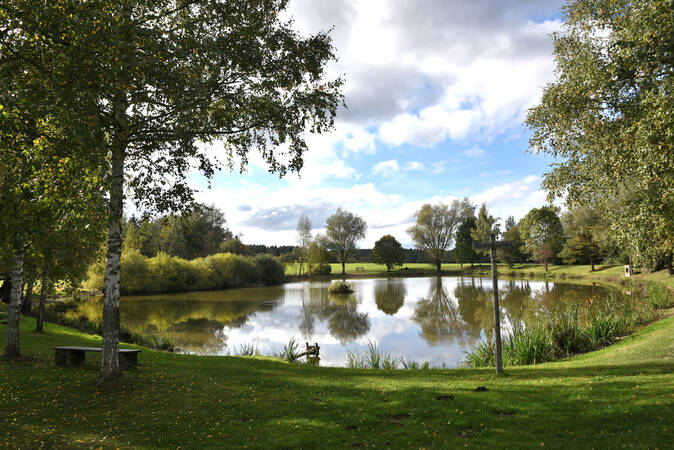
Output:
[[1, 310, 672, 448], [290, 262, 674, 289]]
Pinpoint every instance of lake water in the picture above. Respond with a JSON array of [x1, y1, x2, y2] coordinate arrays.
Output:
[[68, 276, 630, 367]]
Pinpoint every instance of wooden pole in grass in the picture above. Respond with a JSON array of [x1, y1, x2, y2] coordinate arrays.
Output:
[[473, 234, 515, 375]]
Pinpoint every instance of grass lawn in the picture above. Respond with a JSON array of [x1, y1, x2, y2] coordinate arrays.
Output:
[[1, 310, 673, 448], [288, 262, 674, 289]]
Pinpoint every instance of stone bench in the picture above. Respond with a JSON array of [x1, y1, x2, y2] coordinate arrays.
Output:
[[54, 346, 141, 369], [355, 266, 365, 271]]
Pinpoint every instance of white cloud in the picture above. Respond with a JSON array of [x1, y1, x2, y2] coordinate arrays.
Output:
[[464, 146, 487, 158], [372, 159, 399, 176], [404, 161, 425, 171]]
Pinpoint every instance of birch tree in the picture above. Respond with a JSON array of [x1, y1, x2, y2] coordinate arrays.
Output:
[[2, 0, 343, 382]]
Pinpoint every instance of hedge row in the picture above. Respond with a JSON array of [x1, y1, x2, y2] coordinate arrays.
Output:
[[86, 250, 285, 295]]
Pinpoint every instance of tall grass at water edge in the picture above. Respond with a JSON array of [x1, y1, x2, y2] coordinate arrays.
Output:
[[465, 283, 674, 368]]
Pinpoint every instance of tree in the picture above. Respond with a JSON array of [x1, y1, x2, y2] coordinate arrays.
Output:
[[371, 235, 405, 272], [3, 0, 343, 381], [325, 208, 367, 275], [519, 206, 565, 271], [526, 0, 673, 270], [307, 234, 331, 274], [296, 214, 312, 277], [154, 206, 232, 259], [559, 206, 603, 271], [221, 237, 248, 256], [408, 201, 462, 273], [454, 217, 478, 268], [498, 216, 525, 268], [471, 203, 500, 263]]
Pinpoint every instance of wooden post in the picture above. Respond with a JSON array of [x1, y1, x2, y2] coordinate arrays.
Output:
[[473, 236, 515, 375], [489, 234, 503, 374]]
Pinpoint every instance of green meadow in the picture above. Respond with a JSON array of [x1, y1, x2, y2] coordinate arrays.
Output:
[[1, 301, 672, 448]]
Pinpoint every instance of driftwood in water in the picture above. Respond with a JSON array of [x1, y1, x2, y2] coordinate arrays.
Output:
[[295, 342, 320, 365]]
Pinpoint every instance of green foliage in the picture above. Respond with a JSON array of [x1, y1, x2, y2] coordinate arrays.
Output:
[[408, 200, 463, 272], [467, 283, 671, 368], [503, 326, 554, 366], [526, 0, 674, 267], [311, 264, 332, 275], [371, 235, 405, 272], [454, 217, 478, 267], [278, 338, 301, 363], [86, 251, 285, 295], [307, 234, 331, 271], [328, 281, 354, 294], [559, 206, 604, 269], [296, 214, 312, 277], [519, 206, 564, 270], [498, 216, 525, 267], [470, 203, 500, 257], [254, 254, 286, 285], [325, 208, 367, 274], [220, 237, 248, 256]]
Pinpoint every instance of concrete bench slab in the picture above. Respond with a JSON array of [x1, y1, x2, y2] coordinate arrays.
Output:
[[54, 346, 141, 369]]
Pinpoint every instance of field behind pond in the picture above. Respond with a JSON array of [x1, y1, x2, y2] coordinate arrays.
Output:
[[1, 308, 672, 449], [290, 262, 673, 287]]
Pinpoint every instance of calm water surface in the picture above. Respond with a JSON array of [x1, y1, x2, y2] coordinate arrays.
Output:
[[70, 277, 629, 367]]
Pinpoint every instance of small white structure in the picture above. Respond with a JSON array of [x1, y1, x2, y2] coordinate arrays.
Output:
[[624, 264, 632, 277]]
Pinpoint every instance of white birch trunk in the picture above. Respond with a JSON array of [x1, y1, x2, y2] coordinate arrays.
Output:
[[98, 96, 127, 382], [4, 242, 24, 358]]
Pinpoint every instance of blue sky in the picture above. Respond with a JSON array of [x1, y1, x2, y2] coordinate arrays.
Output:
[[192, 0, 565, 247]]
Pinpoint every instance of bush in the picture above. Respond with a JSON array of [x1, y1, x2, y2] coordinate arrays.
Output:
[[311, 263, 332, 275], [328, 281, 354, 294], [204, 253, 258, 288], [254, 254, 285, 285], [121, 249, 151, 294]]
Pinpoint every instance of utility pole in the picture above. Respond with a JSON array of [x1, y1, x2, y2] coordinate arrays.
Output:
[[473, 234, 515, 375]]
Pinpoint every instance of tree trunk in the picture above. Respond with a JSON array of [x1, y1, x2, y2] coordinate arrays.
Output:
[[35, 272, 49, 333], [544, 260, 548, 272], [589, 255, 595, 272], [21, 277, 34, 316], [435, 260, 441, 273], [341, 261, 345, 275], [99, 111, 126, 383], [668, 252, 673, 275], [4, 242, 24, 358]]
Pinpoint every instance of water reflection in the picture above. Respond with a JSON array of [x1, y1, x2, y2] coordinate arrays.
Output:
[[374, 279, 406, 315], [65, 277, 633, 366]]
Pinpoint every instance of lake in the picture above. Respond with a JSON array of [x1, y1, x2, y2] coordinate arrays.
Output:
[[68, 276, 632, 367]]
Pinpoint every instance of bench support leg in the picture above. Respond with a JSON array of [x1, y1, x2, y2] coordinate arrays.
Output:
[[120, 352, 138, 370], [55, 349, 85, 367]]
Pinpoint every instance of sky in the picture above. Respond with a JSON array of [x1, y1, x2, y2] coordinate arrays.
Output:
[[192, 0, 566, 248]]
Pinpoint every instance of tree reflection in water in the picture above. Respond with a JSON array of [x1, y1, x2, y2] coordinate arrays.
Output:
[[324, 293, 370, 344], [374, 279, 406, 315], [413, 277, 465, 344], [296, 285, 370, 344]]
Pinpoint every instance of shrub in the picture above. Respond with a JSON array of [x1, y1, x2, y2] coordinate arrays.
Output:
[[254, 254, 285, 285], [120, 249, 151, 294], [311, 263, 332, 275], [146, 252, 190, 293], [328, 281, 354, 294], [204, 253, 258, 288]]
